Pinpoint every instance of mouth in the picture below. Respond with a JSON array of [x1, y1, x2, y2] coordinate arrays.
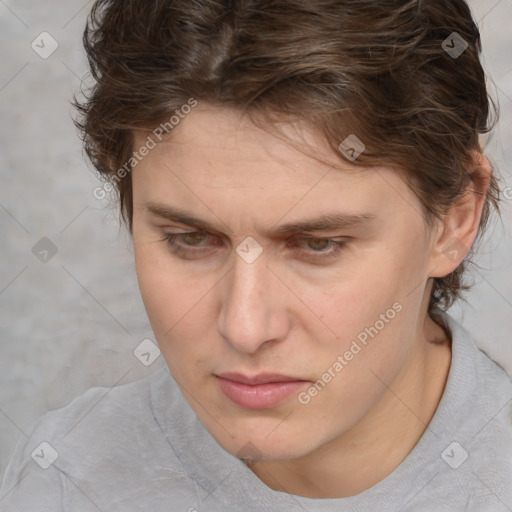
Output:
[[215, 372, 310, 409]]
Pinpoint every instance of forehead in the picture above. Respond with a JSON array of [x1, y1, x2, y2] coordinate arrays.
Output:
[[131, 104, 420, 225], [135, 105, 364, 183]]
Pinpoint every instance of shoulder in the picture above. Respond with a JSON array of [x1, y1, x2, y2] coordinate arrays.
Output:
[[0, 367, 199, 510], [440, 311, 512, 396], [444, 314, 512, 505]]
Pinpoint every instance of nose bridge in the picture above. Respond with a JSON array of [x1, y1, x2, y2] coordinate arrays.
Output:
[[217, 252, 284, 353]]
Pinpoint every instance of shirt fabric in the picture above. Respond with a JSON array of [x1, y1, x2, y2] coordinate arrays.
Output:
[[1, 312, 511, 511]]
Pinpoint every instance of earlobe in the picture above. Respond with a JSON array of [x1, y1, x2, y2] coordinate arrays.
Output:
[[429, 152, 492, 278]]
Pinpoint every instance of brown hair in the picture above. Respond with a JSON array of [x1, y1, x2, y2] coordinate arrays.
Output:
[[75, 0, 501, 313]]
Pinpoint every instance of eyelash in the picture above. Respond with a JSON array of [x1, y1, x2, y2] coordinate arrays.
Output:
[[159, 232, 347, 260]]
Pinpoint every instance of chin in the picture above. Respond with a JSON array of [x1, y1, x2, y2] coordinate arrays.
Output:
[[210, 424, 315, 462]]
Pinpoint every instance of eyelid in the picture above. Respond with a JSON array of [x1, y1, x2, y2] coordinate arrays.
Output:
[[161, 231, 348, 263], [162, 225, 346, 238], [158, 221, 226, 238], [162, 229, 346, 244], [162, 226, 349, 243]]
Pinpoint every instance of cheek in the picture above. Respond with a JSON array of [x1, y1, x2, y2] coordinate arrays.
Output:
[[133, 243, 218, 373], [297, 273, 413, 432], [137, 264, 201, 335], [134, 243, 193, 336], [298, 248, 419, 380], [304, 259, 403, 338]]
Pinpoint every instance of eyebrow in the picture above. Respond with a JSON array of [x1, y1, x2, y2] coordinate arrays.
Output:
[[143, 201, 376, 236]]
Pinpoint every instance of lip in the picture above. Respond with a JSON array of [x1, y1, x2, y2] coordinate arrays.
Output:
[[216, 372, 309, 409], [217, 372, 306, 385]]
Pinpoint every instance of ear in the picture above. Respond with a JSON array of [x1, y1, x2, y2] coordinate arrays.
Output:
[[429, 152, 492, 278]]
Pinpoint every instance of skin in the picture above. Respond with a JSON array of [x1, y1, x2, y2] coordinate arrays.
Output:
[[130, 103, 491, 498]]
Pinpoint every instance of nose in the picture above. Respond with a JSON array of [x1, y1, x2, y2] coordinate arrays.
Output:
[[216, 249, 290, 354]]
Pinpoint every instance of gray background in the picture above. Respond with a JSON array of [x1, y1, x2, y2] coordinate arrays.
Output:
[[1, 0, 511, 477]]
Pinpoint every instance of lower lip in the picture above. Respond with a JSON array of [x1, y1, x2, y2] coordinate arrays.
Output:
[[216, 377, 308, 409]]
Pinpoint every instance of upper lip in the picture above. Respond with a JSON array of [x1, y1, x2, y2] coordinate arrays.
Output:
[[216, 372, 307, 385]]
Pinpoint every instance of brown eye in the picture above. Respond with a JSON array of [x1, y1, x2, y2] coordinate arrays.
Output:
[[160, 231, 221, 259], [289, 237, 347, 260], [304, 238, 332, 251], [179, 232, 208, 246]]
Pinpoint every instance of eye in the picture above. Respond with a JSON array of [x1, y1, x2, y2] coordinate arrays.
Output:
[[159, 231, 347, 262], [289, 237, 347, 259], [170, 232, 208, 246], [160, 231, 221, 259]]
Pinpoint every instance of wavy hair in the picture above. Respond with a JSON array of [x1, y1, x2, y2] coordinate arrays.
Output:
[[74, 0, 501, 313]]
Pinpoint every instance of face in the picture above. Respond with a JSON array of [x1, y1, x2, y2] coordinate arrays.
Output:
[[131, 103, 439, 461]]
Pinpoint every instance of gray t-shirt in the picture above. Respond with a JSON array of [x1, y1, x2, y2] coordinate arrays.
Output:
[[1, 312, 511, 511]]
